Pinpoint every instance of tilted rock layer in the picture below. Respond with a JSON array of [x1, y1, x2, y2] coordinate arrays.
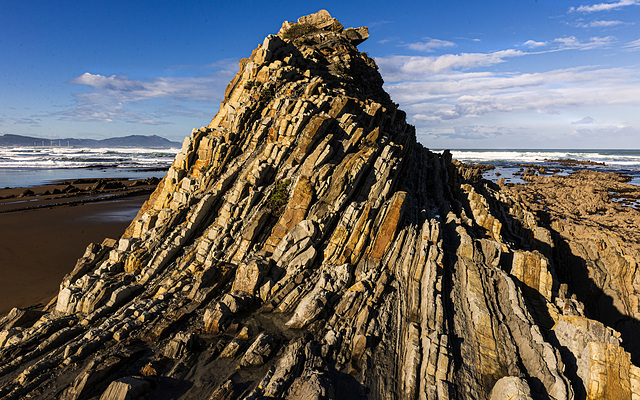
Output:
[[2, 10, 640, 400]]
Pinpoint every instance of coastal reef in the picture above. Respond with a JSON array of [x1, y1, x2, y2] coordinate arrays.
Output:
[[2, 10, 640, 400]]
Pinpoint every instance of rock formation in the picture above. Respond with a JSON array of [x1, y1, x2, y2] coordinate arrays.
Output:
[[2, 10, 640, 400]]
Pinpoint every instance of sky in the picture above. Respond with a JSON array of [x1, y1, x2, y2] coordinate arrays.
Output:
[[1, 0, 640, 149]]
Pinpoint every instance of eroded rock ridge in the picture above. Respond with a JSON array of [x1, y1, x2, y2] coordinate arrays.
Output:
[[1, 10, 640, 400]]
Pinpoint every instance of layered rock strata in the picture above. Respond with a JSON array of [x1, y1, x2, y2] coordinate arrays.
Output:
[[1, 9, 640, 400]]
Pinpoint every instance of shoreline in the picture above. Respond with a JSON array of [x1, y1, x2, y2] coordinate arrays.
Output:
[[0, 178, 157, 316]]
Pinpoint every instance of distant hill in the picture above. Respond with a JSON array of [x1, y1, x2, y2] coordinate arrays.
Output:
[[0, 134, 181, 148]]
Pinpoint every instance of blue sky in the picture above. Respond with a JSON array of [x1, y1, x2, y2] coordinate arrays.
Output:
[[1, 0, 639, 148]]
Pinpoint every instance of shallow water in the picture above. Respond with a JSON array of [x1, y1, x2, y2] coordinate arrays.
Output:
[[0, 167, 168, 189], [78, 199, 145, 222], [438, 149, 640, 186]]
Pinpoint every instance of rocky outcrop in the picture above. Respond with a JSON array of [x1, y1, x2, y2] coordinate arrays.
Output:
[[1, 9, 640, 400]]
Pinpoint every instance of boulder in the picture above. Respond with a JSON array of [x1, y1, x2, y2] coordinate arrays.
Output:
[[239, 333, 278, 367], [489, 377, 533, 400], [231, 255, 271, 296], [164, 332, 197, 359], [99, 376, 150, 400], [343, 26, 369, 45]]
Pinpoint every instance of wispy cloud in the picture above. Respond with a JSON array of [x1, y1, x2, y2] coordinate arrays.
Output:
[[377, 37, 402, 45], [552, 36, 616, 49], [624, 38, 640, 49], [69, 73, 227, 103], [368, 19, 393, 28], [576, 19, 627, 27], [47, 101, 149, 124], [167, 58, 237, 74], [137, 119, 172, 125], [419, 125, 509, 141], [13, 117, 42, 126], [406, 38, 455, 52], [570, 0, 640, 13]]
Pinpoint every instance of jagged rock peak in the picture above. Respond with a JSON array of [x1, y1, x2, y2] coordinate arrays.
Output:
[[277, 9, 370, 46], [2, 9, 640, 400]]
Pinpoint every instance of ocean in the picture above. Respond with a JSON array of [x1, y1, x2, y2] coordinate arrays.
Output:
[[1, 146, 639, 188], [440, 149, 640, 186], [0, 146, 180, 188]]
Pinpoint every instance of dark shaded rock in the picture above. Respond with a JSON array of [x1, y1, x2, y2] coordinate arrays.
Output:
[[18, 189, 35, 197], [239, 333, 278, 367], [99, 376, 150, 400]]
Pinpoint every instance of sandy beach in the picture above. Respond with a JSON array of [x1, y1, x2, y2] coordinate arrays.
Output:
[[0, 178, 157, 315]]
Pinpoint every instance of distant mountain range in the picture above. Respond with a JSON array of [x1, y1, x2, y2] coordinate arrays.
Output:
[[0, 134, 181, 148]]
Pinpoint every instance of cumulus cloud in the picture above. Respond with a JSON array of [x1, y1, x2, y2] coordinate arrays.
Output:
[[406, 38, 456, 52], [570, 0, 640, 13], [524, 40, 548, 48]]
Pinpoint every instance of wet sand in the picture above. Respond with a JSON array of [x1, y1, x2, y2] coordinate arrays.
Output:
[[0, 178, 156, 315]]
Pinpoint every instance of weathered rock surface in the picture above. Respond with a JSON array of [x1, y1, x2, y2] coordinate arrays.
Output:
[[1, 9, 640, 400]]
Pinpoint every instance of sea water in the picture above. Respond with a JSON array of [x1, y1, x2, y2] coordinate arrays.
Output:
[[2, 146, 639, 188], [437, 149, 640, 186], [0, 146, 180, 188]]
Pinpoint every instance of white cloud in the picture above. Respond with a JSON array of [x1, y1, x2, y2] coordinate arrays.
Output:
[[524, 40, 548, 48], [571, 0, 640, 13], [375, 49, 525, 81], [576, 19, 626, 27], [570, 0, 640, 13], [406, 38, 456, 52], [553, 36, 616, 49], [624, 38, 640, 49]]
